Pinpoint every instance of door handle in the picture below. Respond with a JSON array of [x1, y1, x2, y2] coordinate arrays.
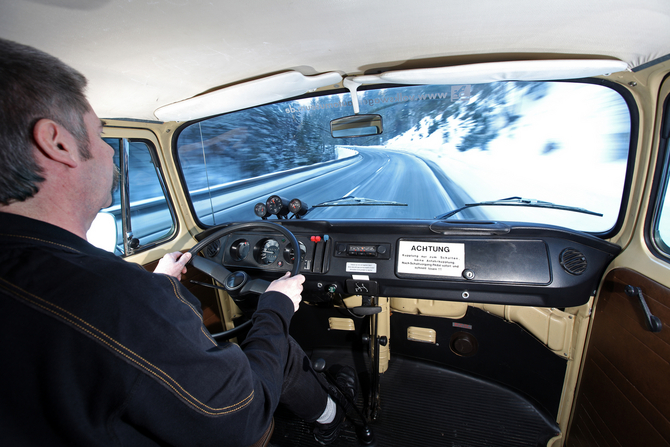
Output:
[[624, 285, 663, 332]]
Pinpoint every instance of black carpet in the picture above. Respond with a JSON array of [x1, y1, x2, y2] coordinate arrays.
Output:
[[270, 352, 560, 447]]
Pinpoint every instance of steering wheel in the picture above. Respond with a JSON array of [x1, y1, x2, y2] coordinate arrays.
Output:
[[186, 222, 301, 340], [188, 221, 301, 294]]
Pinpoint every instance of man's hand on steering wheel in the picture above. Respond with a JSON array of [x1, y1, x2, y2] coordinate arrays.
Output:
[[183, 222, 304, 340], [154, 252, 192, 280], [266, 272, 305, 312]]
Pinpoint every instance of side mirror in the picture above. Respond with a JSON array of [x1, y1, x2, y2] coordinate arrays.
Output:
[[86, 211, 118, 253], [330, 114, 382, 138]]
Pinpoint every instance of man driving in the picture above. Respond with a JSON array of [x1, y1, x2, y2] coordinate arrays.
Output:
[[0, 38, 356, 446]]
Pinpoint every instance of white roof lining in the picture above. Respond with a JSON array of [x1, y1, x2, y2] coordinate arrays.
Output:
[[2, 0, 669, 120]]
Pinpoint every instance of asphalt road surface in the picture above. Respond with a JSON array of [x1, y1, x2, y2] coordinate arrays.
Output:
[[102, 146, 482, 249], [203, 146, 475, 223]]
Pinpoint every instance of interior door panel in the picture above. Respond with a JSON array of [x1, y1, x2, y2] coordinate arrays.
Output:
[[567, 268, 670, 446], [142, 256, 223, 333]]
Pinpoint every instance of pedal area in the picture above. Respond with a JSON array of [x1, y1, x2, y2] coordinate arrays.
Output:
[[270, 352, 560, 447]]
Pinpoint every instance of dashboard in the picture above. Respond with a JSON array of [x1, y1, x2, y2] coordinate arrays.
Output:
[[196, 218, 621, 308]]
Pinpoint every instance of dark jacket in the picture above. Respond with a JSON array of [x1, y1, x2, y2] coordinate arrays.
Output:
[[0, 212, 294, 446]]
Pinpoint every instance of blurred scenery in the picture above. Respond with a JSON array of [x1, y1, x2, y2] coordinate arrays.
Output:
[[177, 81, 631, 233]]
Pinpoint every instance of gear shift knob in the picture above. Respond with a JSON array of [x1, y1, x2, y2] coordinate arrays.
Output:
[[313, 358, 326, 372]]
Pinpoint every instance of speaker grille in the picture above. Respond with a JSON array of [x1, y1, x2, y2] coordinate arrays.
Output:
[[560, 248, 587, 275]]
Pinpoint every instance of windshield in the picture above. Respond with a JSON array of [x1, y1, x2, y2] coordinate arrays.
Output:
[[176, 81, 631, 233]]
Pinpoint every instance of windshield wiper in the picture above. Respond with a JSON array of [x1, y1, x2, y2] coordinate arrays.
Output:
[[312, 196, 408, 208], [435, 196, 603, 220]]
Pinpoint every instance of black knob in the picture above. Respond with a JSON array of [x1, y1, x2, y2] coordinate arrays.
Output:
[[313, 358, 326, 372]]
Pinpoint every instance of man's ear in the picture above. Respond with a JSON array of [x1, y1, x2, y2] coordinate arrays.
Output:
[[33, 118, 79, 168]]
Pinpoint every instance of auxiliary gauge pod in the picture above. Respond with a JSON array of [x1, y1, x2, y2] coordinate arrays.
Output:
[[255, 195, 309, 219]]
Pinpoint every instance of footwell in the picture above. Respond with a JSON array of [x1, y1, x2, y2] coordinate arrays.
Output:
[[270, 353, 559, 447]]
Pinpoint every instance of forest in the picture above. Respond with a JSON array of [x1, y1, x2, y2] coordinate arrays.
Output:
[[176, 82, 549, 191]]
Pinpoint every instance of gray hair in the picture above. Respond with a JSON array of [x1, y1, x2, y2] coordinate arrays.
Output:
[[0, 38, 91, 205]]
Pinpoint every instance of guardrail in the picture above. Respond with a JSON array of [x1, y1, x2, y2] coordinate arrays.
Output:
[[100, 147, 361, 248]]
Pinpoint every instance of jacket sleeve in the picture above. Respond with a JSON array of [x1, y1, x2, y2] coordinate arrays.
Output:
[[103, 274, 297, 446]]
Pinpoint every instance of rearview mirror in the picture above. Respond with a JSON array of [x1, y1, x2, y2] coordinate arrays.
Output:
[[330, 114, 382, 138]]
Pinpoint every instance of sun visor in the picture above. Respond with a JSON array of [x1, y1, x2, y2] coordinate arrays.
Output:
[[154, 71, 343, 122], [352, 59, 629, 85]]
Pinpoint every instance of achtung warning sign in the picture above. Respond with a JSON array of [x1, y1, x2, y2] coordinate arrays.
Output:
[[397, 241, 465, 277]]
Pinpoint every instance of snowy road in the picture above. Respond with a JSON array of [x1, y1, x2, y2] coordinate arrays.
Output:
[[205, 146, 475, 223]]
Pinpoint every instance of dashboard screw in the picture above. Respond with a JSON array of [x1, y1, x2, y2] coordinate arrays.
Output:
[[462, 269, 475, 280]]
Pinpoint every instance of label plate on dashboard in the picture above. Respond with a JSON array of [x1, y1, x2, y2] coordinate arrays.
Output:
[[397, 241, 465, 277], [346, 262, 378, 273]]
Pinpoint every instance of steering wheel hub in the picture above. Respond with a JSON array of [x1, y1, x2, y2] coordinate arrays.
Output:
[[225, 270, 249, 291]]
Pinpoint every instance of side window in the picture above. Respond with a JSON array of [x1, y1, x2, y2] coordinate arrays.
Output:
[[652, 139, 670, 257], [90, 138, 177, 255]]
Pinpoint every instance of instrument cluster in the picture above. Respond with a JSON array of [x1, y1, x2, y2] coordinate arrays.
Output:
[[223, 233, 311, 272]]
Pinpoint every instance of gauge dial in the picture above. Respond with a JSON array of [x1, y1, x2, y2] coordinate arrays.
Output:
[[254, 202, 269, 219], [266, 195, 289, 216], [258, 239, 280, 264], [230, 239, 250, 261], [289, 198, 308, 216], [284, 241, 306, 263]]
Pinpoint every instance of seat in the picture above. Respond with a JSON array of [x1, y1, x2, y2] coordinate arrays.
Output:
[[248, 418, 274, 447]]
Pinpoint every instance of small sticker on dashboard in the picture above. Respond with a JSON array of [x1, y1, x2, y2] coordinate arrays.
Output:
[[346, 262, 377, 273]]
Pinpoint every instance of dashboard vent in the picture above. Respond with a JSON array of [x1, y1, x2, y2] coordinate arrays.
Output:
[[560, 248, 587, 275], [206, 240, 221, 258]]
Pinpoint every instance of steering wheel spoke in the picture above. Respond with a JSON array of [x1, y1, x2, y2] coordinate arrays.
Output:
[[241, 278, 271, 295], [190, 255, 233, 285]]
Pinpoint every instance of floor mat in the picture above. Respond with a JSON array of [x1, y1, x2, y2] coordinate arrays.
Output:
[[270, 353, 560, 447]]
